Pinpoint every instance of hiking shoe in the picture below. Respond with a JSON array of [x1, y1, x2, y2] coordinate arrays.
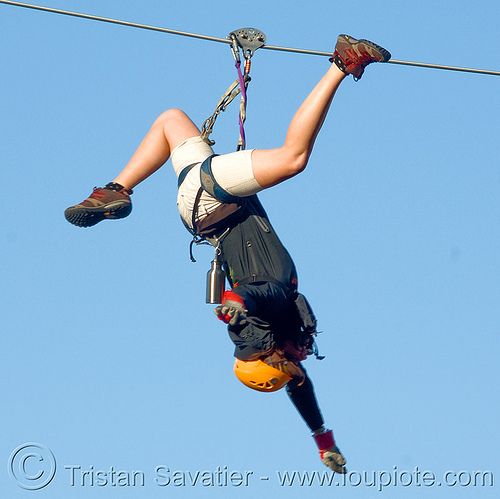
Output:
[[64, 183, 132, 227], [332, 34, 391, 80]]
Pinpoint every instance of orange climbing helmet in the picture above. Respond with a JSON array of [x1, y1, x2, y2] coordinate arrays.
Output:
[[234, 358, 291, 392], [233, 353, 305, 392]]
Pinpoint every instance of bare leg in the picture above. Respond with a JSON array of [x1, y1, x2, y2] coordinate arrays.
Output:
[[113, 109, 200, 190], [251, 64, 346, 189]]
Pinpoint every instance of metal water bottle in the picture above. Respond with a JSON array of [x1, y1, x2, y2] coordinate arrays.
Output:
[[206, 251, 226, 304]]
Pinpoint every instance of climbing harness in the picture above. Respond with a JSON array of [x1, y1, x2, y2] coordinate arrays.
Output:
[[201, 28, 266, 151]]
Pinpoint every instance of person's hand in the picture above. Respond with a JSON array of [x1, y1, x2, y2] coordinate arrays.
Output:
[[214, 290, 248, 326], [321, 447, 347, 474], [313, 429, 347, 474]]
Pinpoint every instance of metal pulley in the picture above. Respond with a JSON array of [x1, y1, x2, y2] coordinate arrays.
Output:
[[228, 28, 266, 59]]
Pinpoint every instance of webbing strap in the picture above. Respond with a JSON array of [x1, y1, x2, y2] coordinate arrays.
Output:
[[199, 155, 240, 204], [234, 59, 247, 150], [200, 75, 250, 147], [177, 162, 197, 187], [191, 187, 203, 234], [177, 163, 204, 261]]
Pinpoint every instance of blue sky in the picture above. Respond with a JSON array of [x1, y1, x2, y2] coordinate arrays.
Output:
[[1, 0, 499, 497]]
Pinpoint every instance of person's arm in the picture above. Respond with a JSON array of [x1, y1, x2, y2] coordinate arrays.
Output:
[[286, 369, 324, 431], [287, 369, 346, 473]]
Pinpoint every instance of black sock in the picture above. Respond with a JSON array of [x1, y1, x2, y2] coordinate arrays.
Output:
[[104, 182, 125, 192]]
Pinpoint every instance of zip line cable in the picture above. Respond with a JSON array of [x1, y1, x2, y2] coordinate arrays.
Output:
[[1, 0, 499, 77]]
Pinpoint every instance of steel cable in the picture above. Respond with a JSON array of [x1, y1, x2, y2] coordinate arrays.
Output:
[[1, 0, 499, 77]]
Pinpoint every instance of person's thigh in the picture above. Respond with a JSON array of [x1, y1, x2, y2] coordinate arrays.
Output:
[[251, 146, 303, 189], [210, 149, 262, 197]]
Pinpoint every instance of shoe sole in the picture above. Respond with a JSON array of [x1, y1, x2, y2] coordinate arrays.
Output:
[[64, 201, 132, 227], [339, 34, 391, 62]]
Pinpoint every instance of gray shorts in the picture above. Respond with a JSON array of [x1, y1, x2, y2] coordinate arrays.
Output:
[[170, 136, 262, 227]]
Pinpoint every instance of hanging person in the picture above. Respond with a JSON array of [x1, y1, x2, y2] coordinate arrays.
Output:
[[64, 35, 391, 473]]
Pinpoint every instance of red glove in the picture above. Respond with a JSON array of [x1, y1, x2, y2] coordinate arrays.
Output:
[[313, 429, 347, 474], [214, 290, 248, 326]]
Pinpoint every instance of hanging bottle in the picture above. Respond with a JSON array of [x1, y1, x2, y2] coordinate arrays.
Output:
[[206, 249, 226, 304]]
